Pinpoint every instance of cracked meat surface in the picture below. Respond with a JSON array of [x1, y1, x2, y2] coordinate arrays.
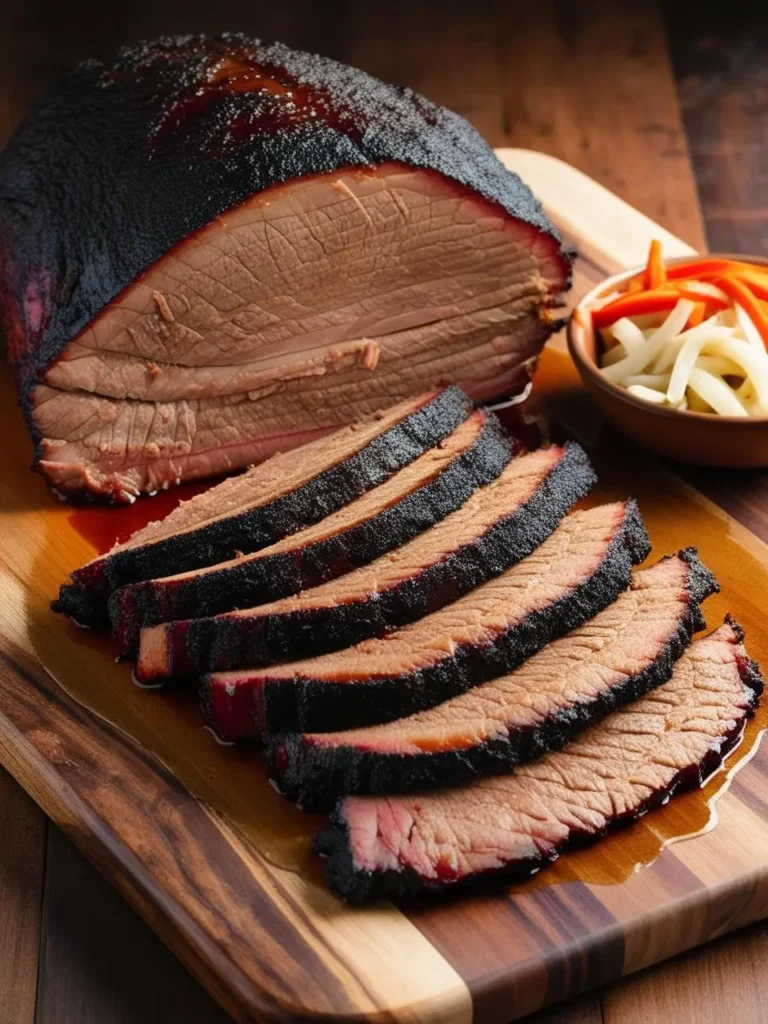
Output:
[[33, 165, 562, 498]]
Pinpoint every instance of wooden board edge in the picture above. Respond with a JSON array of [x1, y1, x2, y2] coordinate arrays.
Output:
[[0, 639, 473, 1024], [495, 148, 698, 270], [0, 663, 268, 1023]]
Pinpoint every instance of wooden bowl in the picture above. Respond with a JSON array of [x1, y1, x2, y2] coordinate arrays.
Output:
[[567, 254, 768, 468]]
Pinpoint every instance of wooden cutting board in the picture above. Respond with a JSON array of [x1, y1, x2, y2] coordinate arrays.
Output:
[[2, 148, 768, 1024]]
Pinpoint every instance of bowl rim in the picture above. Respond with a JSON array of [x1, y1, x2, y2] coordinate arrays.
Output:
[[567, 251, 768, 427]]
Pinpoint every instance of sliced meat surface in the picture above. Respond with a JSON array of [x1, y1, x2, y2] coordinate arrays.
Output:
[[270, 551, 718, 808], [2, 34, 569, 499], [53, 387, 470, 628], [138, 441, 594, 680], [318, 620, 763, 902], [114, 409, 513, 655], [202, 501, 650, 741]]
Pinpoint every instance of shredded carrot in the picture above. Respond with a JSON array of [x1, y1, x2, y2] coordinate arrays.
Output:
[[591, 290, 679, 329], [715, 275, 768, 347], [687, 302, 706, 328], [673, 286, 729, 312], [730, 270, 768, 302], [644, 239, 666, 290], [588, 242, 768, 341], [666, 257, 768, 281]]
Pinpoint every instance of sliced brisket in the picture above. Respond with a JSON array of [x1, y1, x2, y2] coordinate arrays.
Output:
[[113, 409, 514, 655], [53, 388, 470, 628], [269, 551, 717, 808], [317, 619, 763, 902], [138, 441, 594, 680], [202, 500, 650, 741], [2, 34, 570, 500]]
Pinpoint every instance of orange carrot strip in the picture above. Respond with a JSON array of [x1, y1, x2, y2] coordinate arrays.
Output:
[[687, 302, 706, 327], [673, 286, 728, 311], [644, 239, 666, 290], [731, 270, 768, 301], [666, 258, 768, 281], [715, 275, 768, 347], [591, 291, 678, 329]]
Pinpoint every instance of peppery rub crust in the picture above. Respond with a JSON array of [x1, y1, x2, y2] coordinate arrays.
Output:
[[201, 500, 651, 741], [1, 34, 570, 406], [116, 409, 515, 658], [268, 549, 718, 809], [137, 440, 594, 680], [317, 618, 763, 904]]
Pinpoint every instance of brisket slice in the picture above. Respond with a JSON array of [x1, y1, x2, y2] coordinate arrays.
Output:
[[202, 501, 650, 741], [317, 619, 763, 903], [113, 409, 513, 656], [3, 34, 570, 501], [269, 551, 717, 808], [138, 441, 594, 681], [53, 387, 470, 628]]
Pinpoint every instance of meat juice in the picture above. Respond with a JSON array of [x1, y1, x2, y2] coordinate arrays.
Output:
[[19, 347, 768, 887]]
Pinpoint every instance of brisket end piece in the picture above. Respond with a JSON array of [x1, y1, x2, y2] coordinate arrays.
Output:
[[318, 619, 763, 903], [53, 387, 471, 628], [269, 550, 718, 808], [138, 440, 595, 681], [116, 407, 514, 657], [202, 500, 650, 741]]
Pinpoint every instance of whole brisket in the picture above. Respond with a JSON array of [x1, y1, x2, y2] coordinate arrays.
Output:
[[1, 34, 570, 500], [317, 619, 763, 902], [202, 500, 650, 740], [137, 441, 594, 680], [269, 551, 717, 808]]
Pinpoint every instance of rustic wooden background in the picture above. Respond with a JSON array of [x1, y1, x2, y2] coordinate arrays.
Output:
[[2, 1, 768, 1021]]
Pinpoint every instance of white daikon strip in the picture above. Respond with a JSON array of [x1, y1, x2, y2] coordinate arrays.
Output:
[[602, 299, 695, 382], [696, 355, 746, 378], [667, 323, 739, 404], [648, 298, 697, 345], [715, 338, 768, 412], [679, 280, 729, 302], [651, 336, 686, 373], [686, 368, 748, 417], [610, 317, 646, 353], [652, 320, 737, 373], [627, 384, 667, 405], [733, 303, 765, 350], [623, 373, 671, 389]]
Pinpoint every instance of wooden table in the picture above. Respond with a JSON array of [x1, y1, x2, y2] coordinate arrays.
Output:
[[2, 2, 767, 1021]]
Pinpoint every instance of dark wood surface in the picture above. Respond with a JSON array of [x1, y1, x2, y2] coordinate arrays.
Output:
[[1, 2, 767, 1021]]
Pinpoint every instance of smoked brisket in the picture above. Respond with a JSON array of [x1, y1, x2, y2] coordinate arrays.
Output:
[[269, 551, 717, 807], [202, 500, 650, 740], [137, 442, 594, 680], [53, 387, 471, 627], [317, 619, 763, 902], [113, 408, 514, 655]]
